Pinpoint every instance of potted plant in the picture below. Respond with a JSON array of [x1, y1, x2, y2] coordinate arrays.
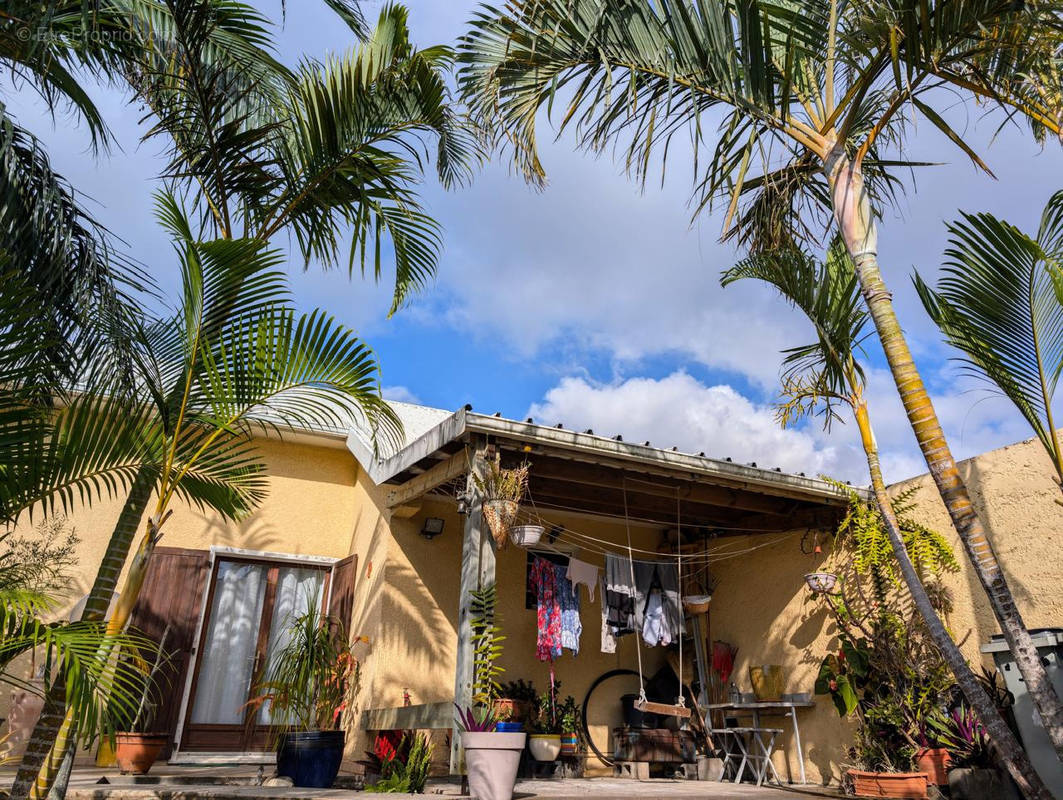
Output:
[[114, 628, 174, 775], [528, 686, 562, 761], [928, 704, 1020, 800], [457, 705, 525, 800], [557, 695, 581, 756], [811, 488, 958, 800], [249, 601, 359, 788], [914, 724, 951, 788], [497, 679, 537, 724], [474, 458, 530, 548]]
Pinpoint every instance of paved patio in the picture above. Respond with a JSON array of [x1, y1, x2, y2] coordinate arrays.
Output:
[[54, 767, 840, 800]]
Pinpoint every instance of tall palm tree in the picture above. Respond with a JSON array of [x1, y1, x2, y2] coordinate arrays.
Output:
[[723, 245, 1053, 798], [916, 190, 1063, 503], [456, 0, 1063, 755], [10, 194, 401, 800]]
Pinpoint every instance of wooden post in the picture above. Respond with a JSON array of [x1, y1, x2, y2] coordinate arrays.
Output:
[[450, 438, 495, 775]]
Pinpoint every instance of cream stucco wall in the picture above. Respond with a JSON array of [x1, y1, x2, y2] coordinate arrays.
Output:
[[11, 428, 1061, 786], [3, 436, 361, 751]]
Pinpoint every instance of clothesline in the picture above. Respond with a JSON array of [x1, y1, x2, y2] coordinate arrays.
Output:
[[511, 499, 804, 565]]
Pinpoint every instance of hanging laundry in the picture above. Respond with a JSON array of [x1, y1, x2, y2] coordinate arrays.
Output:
[[604, 553, 637, 637], [530, 557, 562, 661], [599, 576, 616, 654], [566, 557, 599, 602], [642, 588, 670, 646], [633, 560, 685, 646], [554, 563, 582, 655]]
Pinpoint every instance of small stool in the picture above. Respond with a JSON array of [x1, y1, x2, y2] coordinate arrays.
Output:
[[716, 727, 783, 786]]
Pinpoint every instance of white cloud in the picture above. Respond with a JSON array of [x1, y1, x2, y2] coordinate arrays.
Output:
[[383, 385, 421, 404], [526, 371, 862, 479], [525, 369, 1040, 487]]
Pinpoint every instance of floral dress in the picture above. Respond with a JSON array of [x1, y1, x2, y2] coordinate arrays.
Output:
[[530, 557, 562, 661]]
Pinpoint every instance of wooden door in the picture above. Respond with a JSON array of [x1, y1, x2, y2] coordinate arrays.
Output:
[[127, 547, 211, 758], [180, 557, 328, 752]]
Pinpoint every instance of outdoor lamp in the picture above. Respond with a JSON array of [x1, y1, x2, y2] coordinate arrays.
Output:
[[420, 517, 445, 540]]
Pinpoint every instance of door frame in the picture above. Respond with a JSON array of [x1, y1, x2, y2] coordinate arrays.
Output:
[[170, 546, 340, 762]]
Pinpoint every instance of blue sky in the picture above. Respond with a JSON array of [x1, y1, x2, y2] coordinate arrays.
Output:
[[9, 0, 1063, 483]]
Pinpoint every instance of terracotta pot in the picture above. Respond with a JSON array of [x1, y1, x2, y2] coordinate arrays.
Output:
[[914, 747, 950, 786], [492, 698, 518, 722], [463, 731, 525, 800], [114, 732, 168, 775], [848, 769, 929, 799], [528, 733, 561, 761]]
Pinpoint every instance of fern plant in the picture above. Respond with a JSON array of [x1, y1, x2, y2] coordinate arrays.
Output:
[[469, 583, 505, 706]]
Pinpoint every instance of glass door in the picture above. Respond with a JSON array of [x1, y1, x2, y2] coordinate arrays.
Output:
[[181, 558, 326, 752]]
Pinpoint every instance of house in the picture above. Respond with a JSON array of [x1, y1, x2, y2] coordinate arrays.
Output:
[[11, 401, 1061, 786]]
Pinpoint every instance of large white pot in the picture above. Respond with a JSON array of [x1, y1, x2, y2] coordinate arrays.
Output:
[[528, 733, 561, 762], [462, 731, 525, 800]]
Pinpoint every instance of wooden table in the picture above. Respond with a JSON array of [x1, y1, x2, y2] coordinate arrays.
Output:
[[705, 699, 816, 784]]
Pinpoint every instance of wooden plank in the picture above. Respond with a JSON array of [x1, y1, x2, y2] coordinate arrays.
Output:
[[386, 451, 467, 508], [360, 701, 453, 731], [450, 438, 493, 775], [635, 699, 692, 719], [328, 553, 358, 643]]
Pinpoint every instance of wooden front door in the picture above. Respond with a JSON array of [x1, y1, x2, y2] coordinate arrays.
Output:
[[180, 557, 330, 752]]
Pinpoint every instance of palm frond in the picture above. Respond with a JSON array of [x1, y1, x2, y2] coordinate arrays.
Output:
[[915, 191, 1063, 477]]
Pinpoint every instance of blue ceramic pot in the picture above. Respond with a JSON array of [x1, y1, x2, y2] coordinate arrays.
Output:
[[496, 721, 524, 733]]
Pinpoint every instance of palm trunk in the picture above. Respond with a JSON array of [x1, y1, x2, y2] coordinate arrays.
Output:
[[826, 148, 1063, 760], [854, 399, 1052, 800], [9, 472, 155, 800]]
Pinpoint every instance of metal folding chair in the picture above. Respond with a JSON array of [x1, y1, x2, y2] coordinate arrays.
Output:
[[715, 726, 783, 786]]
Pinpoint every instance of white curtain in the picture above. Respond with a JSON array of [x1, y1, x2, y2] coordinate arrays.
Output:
[[189, 561, 267, 725], [257, 567, 325, 725]]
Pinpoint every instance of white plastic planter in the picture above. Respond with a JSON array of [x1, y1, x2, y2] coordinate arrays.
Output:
[[462, 731, 525, 800], [509, 525, 544, 547], [528, 733, 562, 761]]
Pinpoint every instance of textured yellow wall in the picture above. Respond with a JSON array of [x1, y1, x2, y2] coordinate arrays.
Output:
[[709, 434, 1063, 786], [12, 428, 1061, 785], [358, 435, 1063, 785]]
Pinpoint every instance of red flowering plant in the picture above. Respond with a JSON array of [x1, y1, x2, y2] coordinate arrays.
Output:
[[247, 598, 360, 735]]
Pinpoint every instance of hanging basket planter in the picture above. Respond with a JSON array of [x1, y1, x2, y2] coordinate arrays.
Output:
[[483, 499, 519, 548], [510, 524, 544, 547], [683, 594, 713, 615]]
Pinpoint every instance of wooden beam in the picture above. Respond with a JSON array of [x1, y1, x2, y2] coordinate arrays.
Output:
[[387, 451, 467, 509], [527, 455, 804, 516], [450, 438, 494, 776], [361, 701, 452, 731]]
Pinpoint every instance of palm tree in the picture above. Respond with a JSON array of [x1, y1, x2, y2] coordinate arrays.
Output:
[[456, 0, 1063, 755], [0, 530, 158, 755], [11, 4, 477, 795], [723, 244, 1053, 798], [10, 194, 401, 800], [916, 190, 1063, 503]]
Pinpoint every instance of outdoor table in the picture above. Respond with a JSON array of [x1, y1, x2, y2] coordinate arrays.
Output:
[[705, 699, 816, 784]]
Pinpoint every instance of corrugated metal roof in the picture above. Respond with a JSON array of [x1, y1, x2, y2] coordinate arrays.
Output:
[[346, 401, 857, 505]]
